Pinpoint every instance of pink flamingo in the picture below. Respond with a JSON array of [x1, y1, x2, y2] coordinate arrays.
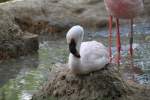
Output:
[[104, 0, 144, 65]]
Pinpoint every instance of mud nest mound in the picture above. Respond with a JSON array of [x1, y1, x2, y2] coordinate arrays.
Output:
[[32, 64, 130, 100]]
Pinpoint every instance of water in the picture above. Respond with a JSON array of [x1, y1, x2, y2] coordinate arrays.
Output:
[[0, 36, 68, 100], [0, 23, 150, 100]]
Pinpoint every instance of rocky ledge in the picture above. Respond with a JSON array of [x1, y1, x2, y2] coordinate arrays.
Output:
[[0, 8, 38, 60], [0, 33, 38, 60], [1, 0, 149, 34], [0, 0, 109, 34]]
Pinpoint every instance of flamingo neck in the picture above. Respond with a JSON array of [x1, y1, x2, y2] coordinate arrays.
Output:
[[68, 41, 82, 74], [69, 53, 81, 74], [76, 42, 81, 53]]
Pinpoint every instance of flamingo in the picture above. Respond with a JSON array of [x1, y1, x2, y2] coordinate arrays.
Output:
[[66, 25, 109, 74], [104, 0, 144, 66]]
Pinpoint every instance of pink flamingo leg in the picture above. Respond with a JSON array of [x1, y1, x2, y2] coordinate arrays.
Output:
[[129, 19, 134, 67], [108, 16, 113, 62], [116, 18, 121, 65]]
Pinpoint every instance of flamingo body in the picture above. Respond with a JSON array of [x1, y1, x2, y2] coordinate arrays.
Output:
[[104, 0, 144, 19], [66, 25, 109, 74]]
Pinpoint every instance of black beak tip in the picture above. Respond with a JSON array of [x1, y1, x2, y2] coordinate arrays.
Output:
[[76, 53, 81, 58]]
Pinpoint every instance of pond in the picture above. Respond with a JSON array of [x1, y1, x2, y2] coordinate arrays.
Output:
[[0, 22, 150, 100]]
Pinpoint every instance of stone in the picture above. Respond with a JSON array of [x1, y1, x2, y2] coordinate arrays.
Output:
[[0, 8, 23, 41], [0, 32, 38, 60], [0, 3, 39, 60], [0, 0, 108, 34], [22, 33, 39, 53]]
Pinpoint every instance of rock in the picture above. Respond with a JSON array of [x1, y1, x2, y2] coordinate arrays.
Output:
[[0, 8, 23, 41], [0, 0, 108, 34], [14, 16, 69, 34], [0, 32, 38, 60], [0, 5, 39, 60], [31, 64, 130, 100], [22, 33, 39, 53], [0, 0, 150, 34], [1, 0, 149, 35]]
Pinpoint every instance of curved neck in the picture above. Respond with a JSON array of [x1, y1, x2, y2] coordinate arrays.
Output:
[[69, 53, 81, 73], [69, 41, 82, 73]]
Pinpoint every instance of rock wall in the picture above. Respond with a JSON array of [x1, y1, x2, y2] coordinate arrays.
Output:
[[0, 8, 22, 41], [0, 5, 39, 60], [1, 0, 149, 34], [1, 0, 150, 32], [0, 0, 108, 34]]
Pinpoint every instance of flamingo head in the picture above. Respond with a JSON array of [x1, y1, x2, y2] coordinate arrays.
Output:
[[66, 25, 84, 58]]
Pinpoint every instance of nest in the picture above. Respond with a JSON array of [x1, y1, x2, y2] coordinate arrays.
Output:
[[32, 64, 130, 100]]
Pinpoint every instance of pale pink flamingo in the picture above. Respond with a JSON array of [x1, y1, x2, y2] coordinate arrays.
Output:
[[104, 0, 144, 65]]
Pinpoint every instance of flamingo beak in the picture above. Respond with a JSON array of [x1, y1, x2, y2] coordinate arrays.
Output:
[[69, 39, 80, 58]]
